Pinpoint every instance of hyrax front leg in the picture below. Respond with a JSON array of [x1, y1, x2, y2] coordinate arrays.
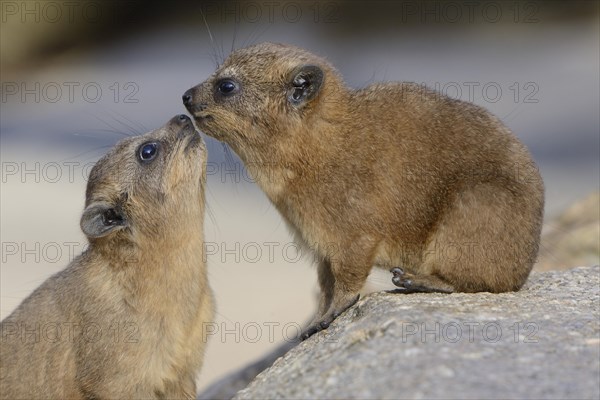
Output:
[[390, 267, 454, 293], [302, 257, 370, 339], [315, 259, 335, 318]]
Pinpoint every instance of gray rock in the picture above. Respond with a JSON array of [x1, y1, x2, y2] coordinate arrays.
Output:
[[233, 266, 600, 400], [198, 340, 298, 400]]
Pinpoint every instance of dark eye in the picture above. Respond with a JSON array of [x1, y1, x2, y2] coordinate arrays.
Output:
[[138, 142, 158, 162], [217, 79, 238, 95]]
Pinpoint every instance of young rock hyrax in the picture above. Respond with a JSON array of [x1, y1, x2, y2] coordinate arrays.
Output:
[[183, 43, 544, 338], [0, 115, 213, 399]]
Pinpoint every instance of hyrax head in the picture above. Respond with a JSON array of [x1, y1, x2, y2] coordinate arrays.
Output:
[[182, 43, 342, 153], [80, 114, 206, 243]]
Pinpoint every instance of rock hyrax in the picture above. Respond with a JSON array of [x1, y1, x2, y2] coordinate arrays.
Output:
[[0, 115, 213, 399], [183, 43, 544, 338]]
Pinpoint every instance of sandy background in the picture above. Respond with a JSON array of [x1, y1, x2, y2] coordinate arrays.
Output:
[[1, 0, 599, 391]]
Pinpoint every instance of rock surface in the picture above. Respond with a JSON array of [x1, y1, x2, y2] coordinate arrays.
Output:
[[198, 340, 298, 400], [230, 266, 600, 400]]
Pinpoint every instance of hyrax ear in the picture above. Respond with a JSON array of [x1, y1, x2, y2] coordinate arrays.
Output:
[[287, 65, 324, 106], [80, 201, 127, 239]]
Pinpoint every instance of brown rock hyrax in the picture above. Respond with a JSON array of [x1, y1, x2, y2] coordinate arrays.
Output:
[[182, 43, 544, 338], [0, 115, 213, 399]]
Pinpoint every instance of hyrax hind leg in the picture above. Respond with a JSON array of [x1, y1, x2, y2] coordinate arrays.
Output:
[[413, 183, 540, 293]]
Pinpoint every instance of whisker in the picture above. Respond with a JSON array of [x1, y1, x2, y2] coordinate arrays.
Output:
[[199, 6, 221, 68], [204, 189, 221, 239], [222, 144, 240, 193], [200, 7, 214, 45], [71, 133, 107, 140], [231, 20, 239, 54], [58, 144, 113, 163], [245, 24, 270, 48], [90, 114, 131, 137], [108, 108, 147, 133], [105, 113, 141, 137], [501, 103, 523, 122], [542, 220, 582, 236], [82, 128, 133, 137], [219, 34, 226, 66]]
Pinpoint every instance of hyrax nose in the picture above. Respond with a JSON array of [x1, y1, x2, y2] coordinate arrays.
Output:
[[183, 88, 208, 114], [182, 89, 194, 106], [170, 114, 191, 127]]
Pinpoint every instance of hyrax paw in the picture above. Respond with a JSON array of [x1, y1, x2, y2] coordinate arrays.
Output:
[[300, 316, 335, 341], [301, 294, 360, 340], [390, 268, 453, 294], [390, 268, 421, 292], [391, 267, 408, 287]]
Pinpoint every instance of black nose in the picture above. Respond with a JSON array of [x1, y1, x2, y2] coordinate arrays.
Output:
[[172, 114, 191, 126], [182, 90, 193, 106]]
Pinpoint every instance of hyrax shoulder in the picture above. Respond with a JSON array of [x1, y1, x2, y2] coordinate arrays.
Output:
[[183, 42, 544, 338], [0, 115, 213, 399]]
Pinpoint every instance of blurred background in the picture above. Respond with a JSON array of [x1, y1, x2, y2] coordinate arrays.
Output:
[[1, 0, 598, 392]]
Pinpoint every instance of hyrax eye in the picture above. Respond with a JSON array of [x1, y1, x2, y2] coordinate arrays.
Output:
[[216, 79, 239, 96], [138, 142, 159, 162]]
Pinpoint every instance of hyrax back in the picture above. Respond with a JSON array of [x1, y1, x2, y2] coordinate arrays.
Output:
[[0, 115, 213, 399], [183, 42, 544, 338]]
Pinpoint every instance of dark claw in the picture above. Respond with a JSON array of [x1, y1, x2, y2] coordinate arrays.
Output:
[[391, 267, 408, 287], [301, 325, 321, 340], [390, 269, 427, 292], [301, 295, 360, 340]]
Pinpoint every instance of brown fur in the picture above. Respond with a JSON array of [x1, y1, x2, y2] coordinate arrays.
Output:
[[0, 115, 213, 398], [183, 43, 544, 337]]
